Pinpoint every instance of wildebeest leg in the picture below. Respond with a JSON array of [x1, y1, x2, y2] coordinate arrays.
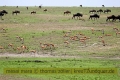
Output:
[[89, 17, 91, 19], [112, 19, 115, 22], [77, 17, 78, 19], [0, 16, 2, 20], [0, 16, 3, 20], [95, 18, 97, 20], [72, 16, 75, 19], [96, 17, 98, 20], [95, 18, 96, 20], [106, 19, 108, 21], [79, 16, 80, 20], [106, 18, 110, 21]]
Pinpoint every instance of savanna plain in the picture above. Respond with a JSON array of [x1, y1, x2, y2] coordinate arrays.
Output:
[[0, 6, 120, 80]]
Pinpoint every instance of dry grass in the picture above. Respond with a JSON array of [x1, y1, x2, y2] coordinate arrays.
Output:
[[0, 6, 120, 58]]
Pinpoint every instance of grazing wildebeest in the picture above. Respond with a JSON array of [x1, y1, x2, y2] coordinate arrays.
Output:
[[0, 10, 8, 19], [89, 9, 96, 13], [31, 11, 36, 14], [0, 10, 8, 15], [89, 14, 100, 20], [12, 10, 20, 15], [0, 13, 4, 16], [0, 12, 4, 20], [72, 13, 83, 19], [97, 9, 103, 14], [43, 9, 47, 12], [64, 11, 71, 15], [106, 15, 116, 21], [104, 9, 111, 13], [1, 10, 8, 14]]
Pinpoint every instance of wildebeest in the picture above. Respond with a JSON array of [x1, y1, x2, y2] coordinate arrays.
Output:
[[89, 9, 96, 13], [106, 15, 116, 21], [43, 9, 47, 12], [114, 15, 120, 21], [0, 12, 4, 20], [104, 9, 111, 13], [0, 12, 4, 16], [0, 10, 8, 19], [72, 13, 83, 19], [106, 15, 120, 22], [1, 10, 8, 15], [12, 10, 20, 15], [31, 11, 36, 14], [89, 14, 100, 20], [97, 9, 103, 14], [64, 10, 71, 15]]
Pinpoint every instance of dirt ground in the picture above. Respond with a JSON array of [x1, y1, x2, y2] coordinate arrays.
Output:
[[0, 74, 41, 80], [0, 53, 120, 60]]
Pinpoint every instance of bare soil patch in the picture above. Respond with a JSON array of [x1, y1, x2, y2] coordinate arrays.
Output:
[[0, 52, 120, 60]]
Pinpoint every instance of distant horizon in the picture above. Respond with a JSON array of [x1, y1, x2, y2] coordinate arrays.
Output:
[[0, 5, 119, 7], [0, 0, 119, 7]]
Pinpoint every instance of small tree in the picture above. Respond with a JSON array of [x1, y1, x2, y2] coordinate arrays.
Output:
[[102, 5, 105, 7], [16, 6, 18, 8], [80, 5, 82, 7], [39, 4, 42, 8]]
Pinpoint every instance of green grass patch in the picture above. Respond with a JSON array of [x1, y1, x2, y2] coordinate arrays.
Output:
[[0, 57, 120, 80]]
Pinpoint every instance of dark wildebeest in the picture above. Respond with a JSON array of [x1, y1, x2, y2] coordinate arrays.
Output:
[[106, 15, 116, 21], [72, 13, 83, 19], [1, 10, 8, 14], [89, 9, 96, 13], [106, 15, 120, 22], [12, 10, 20, 15], [0, 11, 4, 20], [64, 11, 71, 15], [97, 9, 103, 14], [43, 9, 47, 12], [114, 15, 120, 21], [0, 10, 8, 19], [89, 14, 100, 20], [31, 11, 36, 14], [104, 9, 111, 13]]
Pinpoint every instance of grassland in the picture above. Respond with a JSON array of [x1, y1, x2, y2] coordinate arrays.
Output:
[[0, 6, 120, 80]]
